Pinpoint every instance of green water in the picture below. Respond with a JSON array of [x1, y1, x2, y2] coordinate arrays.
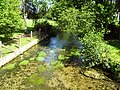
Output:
[[0, 36, 120, 90]]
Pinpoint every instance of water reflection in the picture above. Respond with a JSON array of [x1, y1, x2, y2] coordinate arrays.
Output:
[[46, 34, 82, 49]]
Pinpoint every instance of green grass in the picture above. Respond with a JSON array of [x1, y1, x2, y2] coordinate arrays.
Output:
[[27, 19, 34, 27], [0, 19, 57, 57], [37, 18, 58, 26], [2, 37, 35, 57], [2, 43, 18, 56], [1, 19, 36, 57], [13, 19, 34, 37], [106, 40, 120, 62]]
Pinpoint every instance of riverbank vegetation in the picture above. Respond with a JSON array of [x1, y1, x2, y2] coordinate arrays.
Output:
[[0, 0, 120, 85], [48, 0, 120, 82]]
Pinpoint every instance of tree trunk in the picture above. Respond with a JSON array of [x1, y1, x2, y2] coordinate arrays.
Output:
[[24, 12, 28, 33], [22, 0, 28, 33]]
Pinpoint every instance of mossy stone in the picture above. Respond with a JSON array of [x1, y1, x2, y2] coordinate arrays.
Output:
[[19, 60, 29, 66], [28, 73, 46, 85], [38, 51, 46, 57], [37, 65, 46, 72], [36, 57, 44, 62], [4, 63, 16, 70], [51, 61, 64, 69], [29, 57, 35, 61], [83, 68, 106, 79], [58, 54, 65, 60]]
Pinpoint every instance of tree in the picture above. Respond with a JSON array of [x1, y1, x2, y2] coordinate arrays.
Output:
[[35, 0, 48, 18], [21, 0, 48, 33], [21, 0, 28, 33], [51, 0, 115, 67], [50, 0, 120, 80], [49, 0, 71, 20], [117, 0, 120, 40], [0, 0, 23, 37], [58, 8, 80, 35]]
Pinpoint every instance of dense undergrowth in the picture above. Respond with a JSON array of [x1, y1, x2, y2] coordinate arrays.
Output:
[[49, 1, 120, 82]]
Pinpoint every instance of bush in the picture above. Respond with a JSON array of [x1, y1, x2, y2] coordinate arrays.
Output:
[[81, 32, 110, 67], [34, 19, 59, 36], [0, 0, 23, 37], [108, 61, 120, 82], [34, 20, 52, 37]]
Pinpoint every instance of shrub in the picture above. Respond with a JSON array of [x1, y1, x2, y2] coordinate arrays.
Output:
[[81, 32, 110, 67], [0, 0, 23, 37], [34, 20, 52, 37]]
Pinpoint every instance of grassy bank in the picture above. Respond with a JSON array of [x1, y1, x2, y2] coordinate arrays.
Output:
[[104, 40, 120, 81], [107, 40, 120, 62], [0, 19, 35, 57], [0, 19, 57, 57]]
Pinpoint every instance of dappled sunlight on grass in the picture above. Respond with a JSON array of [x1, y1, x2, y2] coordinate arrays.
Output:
[[2, 44, 18, 57], [36, 19, 58, 27], [2, 37, 35, 57], [0, 19, 36, 57], [106, 40, 120, 62]]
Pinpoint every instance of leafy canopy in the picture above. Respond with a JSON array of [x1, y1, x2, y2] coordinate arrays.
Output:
[[51, 0, 118, 67], [0, 0, 23, 37]]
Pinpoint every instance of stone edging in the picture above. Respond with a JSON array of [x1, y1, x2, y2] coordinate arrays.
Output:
[[0, 38, 45, 67]]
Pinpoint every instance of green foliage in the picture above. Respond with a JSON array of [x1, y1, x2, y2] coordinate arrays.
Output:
[[35, 51, 46, 62], [58, 8, 80, 35], [38, 51, 46, 57], [34, 19, 51, 30], [37, 0, 48, 18], [50, 61, 64, 69], [34, 19, 58, 27], [34, 19, 58, 36], [58, 54, 65, 60], [36, 57, 44, 62], [22, 0, 48, 19], [51, 0, 120, 81], [28, 73, 46, 85], [29, 57, 35, 61], [57, 1, 97, 37], [77, 2, 96, 37], [69, 48, 80, 56], [19, 60, 29, 66], [50, 0, 70, 20], [81, 32, 109, 67], [37, 65, 47, 72], [105, 41, 120, 81], [58, 49, 69, 61], [95, 2, 118, 32], [52, 0, 118, 33], [55, 1, 111, 68], [105, 60, 120, 82], [0, 0, 23, 37], [3, 63, 16, 70]]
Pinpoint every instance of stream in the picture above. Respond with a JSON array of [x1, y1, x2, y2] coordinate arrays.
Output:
[[0, 34, 120, 90]]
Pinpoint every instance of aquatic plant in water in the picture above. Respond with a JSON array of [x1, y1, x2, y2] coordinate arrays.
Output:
[[50, 61, 64, 69], [28, 73, 46, 85], [3, 63, 16, 70], [19, 60, 29, 66], [37, 65, 47, 73], [36, 51, 47, 62]]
